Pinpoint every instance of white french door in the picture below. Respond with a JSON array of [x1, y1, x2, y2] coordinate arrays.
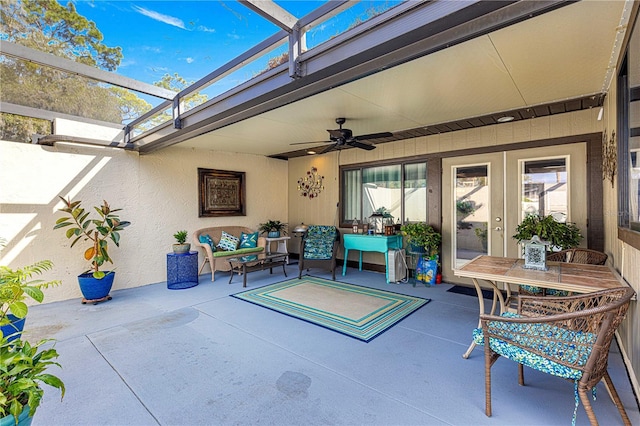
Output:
[[442, 144, 587, 284]]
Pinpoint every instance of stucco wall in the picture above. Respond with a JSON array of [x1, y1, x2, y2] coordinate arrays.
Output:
[[0, 140, 288, 303]]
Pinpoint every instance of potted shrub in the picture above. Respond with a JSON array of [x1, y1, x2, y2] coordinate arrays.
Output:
[[0, 260, 60, 342], [258, 220, 287, 238], [512, 213, 582, 252], [172, 230, 190, 254], [0, 335, 65, 425], [53, 196, 131, 303], [400, 222, 442, 259]]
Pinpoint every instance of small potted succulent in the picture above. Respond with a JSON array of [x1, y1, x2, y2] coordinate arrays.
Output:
[[54, 196, 131, 303], [258, 220, 288, 238], [172, 230, 190, 254]]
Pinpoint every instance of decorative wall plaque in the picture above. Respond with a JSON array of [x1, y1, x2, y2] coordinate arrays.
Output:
[[198, 168, 246, 217]]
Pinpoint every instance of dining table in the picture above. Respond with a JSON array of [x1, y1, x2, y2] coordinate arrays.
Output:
[[454, 255, 631, 359]]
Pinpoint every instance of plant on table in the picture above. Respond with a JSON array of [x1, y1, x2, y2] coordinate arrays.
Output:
[[54, 196, 131, 279], [258, 220, 288, 236], [173, 230, 188, 245], [512, 214, 582, 252]]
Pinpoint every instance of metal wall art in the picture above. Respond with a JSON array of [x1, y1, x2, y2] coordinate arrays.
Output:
[[297, 166, 324, 198], [198, 168, 246, 217], [602, 129, 617, 187]]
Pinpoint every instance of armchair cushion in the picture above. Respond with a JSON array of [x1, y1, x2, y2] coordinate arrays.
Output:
[[303, 225, 338, 260], [473, 312, 593, 380]]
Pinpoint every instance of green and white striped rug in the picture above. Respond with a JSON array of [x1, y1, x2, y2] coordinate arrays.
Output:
[[232, 276, 430, 342]]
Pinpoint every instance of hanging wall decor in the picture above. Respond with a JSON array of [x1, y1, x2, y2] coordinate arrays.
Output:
[[602, 129, 617, 187], [198, 168, 246, 217], [297, 166, 324, 198]]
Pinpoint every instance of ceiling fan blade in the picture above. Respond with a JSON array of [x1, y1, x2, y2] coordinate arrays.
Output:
[[348, 140, 376, 151], [355, 132, 393, 141], [319, 143, 338, 154], [290, 140, 332, 146]]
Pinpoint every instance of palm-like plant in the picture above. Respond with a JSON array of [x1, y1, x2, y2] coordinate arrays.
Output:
[[54, 196, 131, 279]]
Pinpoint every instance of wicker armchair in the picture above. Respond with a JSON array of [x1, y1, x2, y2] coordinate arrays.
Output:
[[474, 287, 635, 426], [298, 225, 340, 280], [520, 249, 609, 297]]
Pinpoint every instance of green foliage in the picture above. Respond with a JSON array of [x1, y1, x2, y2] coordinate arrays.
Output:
[[258, 220, 287, 235], [512, 214, 583, 251], [53, 197, 131, 278], [456, 200, 475, 216], [0, 336, 65, 422], [400, 222, 441, 257], [0, 113, 50, 144], [173, 230, 188, 245], [0, 260, 60, 326]]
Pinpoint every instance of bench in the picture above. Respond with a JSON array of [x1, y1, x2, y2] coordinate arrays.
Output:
[[193, 226, 266, 282]]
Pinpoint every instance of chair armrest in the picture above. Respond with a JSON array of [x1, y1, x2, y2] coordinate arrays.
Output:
[[193, 231, 214, 260], [257, 236, 267, 248]]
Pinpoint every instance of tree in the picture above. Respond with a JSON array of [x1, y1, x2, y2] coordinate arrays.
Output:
[[0, 0, 139, 141]]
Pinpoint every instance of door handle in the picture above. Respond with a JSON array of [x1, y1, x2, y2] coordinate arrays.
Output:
[[494, 226, 502, 231]]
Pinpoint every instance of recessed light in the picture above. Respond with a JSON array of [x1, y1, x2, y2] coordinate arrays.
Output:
[[497, 116, 515, 123], [307, 150, 316, 155]]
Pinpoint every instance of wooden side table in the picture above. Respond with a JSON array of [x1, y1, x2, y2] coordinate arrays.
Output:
[[166, 251, 199, 289], [264, 236, 291, 264]]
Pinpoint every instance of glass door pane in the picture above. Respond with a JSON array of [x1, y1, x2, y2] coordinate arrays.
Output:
[[454, 165, 489, 268], [521, 158, 568, 221]]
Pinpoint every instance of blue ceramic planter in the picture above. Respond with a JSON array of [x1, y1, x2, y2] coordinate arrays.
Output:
[[267, 231, 281, 238], [0, 314, 26, 342], [0, 405, 32, 426], [77, 272, 115, 301]]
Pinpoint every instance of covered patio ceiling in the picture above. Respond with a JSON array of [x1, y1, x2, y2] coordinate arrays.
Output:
[[165, 0, 631, 160]]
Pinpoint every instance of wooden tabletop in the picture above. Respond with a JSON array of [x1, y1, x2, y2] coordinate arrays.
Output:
[[454, 255, 628, 294]]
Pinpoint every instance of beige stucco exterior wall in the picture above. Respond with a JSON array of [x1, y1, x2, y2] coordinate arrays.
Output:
[[0, 140, 288, 303]]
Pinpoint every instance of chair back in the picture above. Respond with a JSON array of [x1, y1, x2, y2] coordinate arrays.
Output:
[[302, 225, 339, 260], [547, 248, 607, 265]]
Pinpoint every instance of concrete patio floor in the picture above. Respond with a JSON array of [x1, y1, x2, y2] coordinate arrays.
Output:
[[25, 265, 639, 425]]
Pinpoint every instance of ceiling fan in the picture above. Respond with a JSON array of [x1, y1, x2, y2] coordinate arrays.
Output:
[[291, 118, 393, 154]]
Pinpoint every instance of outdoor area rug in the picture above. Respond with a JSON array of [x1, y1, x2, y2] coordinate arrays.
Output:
[[232, 276, 430, 342]]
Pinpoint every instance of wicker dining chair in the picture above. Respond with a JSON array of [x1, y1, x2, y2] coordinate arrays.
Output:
[[520, 248, 609, 297], [474, 287, 635, 426]]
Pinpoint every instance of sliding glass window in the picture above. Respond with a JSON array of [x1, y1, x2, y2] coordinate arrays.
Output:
[[342, 161, 427, 225]]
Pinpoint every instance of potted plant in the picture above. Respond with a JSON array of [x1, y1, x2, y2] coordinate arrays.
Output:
[[172, 230, 190, 254], [53, 196, 131, 303], [400, 222, 442, 259], [512, 213, 582, 252], [0, 260, 60, 342], [258, 220, 287, 238], [0, 335, 65, 425]]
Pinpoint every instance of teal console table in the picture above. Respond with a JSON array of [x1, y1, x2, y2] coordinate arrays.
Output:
[[342, 234, 403, 283]]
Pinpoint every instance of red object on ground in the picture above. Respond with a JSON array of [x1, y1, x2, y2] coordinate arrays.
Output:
[[436, 273, 442, 284]]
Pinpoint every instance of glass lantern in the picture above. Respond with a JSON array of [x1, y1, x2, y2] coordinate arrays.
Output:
[[368, 213, 385, 234], [523, 235, 549, 271]]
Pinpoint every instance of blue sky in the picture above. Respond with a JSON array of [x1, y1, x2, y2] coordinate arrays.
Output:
[[71, 0, 400, 98]]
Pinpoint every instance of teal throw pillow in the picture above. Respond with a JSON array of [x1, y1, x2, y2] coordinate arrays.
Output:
[[217, 231, 239, 251], [239, 231, 259, 248], [199, 234, 216, 252]]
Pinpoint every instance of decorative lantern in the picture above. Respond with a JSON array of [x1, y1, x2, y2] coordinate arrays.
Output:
[[523, 235, 549, 271], [368, 213, 385, 234], [352, 218, 359, 234]]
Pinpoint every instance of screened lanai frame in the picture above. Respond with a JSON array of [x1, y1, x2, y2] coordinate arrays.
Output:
[[1, 0, 408, 146], [1, 1, 581, 155]]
